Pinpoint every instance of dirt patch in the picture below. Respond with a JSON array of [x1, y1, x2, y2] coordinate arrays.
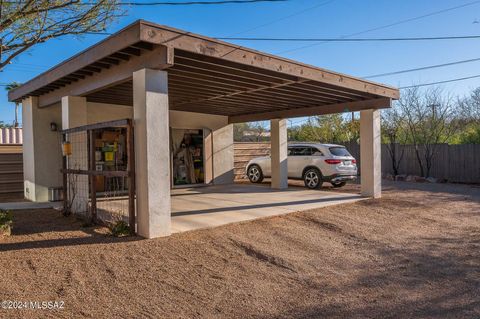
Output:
[[0, 182, 479, 318]]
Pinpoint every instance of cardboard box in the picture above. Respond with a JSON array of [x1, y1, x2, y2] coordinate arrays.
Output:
[[101, 131, 120, 141]]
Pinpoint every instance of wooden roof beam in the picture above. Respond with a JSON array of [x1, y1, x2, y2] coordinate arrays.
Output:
[[38, 45, 173, 107], [110, 52, 131, 61], [99, 57, 120, 65], [229, 98, 391, 123], [119, 47, 141, 56], [139, 22, 399, 99], [73, 70, 94, 76], [91, 61, 111, 69], [131, 42, 154, 51]]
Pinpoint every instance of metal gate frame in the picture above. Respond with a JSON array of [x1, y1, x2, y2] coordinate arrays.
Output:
[[61, 119, 136, 234]]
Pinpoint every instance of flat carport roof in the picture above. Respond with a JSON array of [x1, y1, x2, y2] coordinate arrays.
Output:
[[8, 20, 399, 122]]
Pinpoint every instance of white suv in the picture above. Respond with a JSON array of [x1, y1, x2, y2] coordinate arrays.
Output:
[[246, 143, 357, 189]]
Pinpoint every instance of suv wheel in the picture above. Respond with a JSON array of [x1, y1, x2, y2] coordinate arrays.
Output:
[[303, 168, 323, 189], [247, 165, 264, 183]]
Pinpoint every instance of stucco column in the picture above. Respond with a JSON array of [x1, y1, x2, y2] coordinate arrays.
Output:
[[133, 68, 171, 238], [212, 124, 234, 185], [360, 109, 381, 198], [270, 119, 288, 189], [62, 96, 89, 213], [22, 96, 62, 202]]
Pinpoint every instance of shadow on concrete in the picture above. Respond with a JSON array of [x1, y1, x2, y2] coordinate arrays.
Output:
[[172, 195, 361, 217]]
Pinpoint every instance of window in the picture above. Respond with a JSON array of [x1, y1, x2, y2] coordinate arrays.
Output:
[[288, 147, 314, 156], [329, 147, 351, 157], [312, 147, 324, 156]]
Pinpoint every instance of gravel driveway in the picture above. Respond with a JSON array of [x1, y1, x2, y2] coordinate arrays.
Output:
[[1, 181, 479, 318]]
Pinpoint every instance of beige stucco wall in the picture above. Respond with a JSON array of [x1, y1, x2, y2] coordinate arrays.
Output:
[[22, 98, 63, 201], [169, 110, 227, 130], [87, 102, 133, 124]]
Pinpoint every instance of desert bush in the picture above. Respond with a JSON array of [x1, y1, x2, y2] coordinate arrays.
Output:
[[110, 220, 130, 237], [0, 209, 13, 236]]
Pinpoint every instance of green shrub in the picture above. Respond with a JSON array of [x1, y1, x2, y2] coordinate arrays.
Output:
[[0, 209, 13, 236], [110, 220, 130, 237]]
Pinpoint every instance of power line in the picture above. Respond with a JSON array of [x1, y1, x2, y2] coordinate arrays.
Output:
[[399, 74, 480, 89], [363, 57, 480, 79], [277, 0, 480, 54], [226, 0, 336, 37], [119, 0, 287, 5], [217, 35, 480, 42], [5, 0, 287, 4]]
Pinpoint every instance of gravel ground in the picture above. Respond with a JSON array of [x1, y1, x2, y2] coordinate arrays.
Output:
[[0, 181, 479, 319]]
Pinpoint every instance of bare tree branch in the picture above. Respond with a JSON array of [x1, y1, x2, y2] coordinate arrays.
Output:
[[1, 0, 122, 70]]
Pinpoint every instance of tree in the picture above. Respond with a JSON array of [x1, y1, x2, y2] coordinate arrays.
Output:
[[233, 121, 269, 142], [1, 0, 122, 70], [456, 87, 480, 144], [458, 87, 480, 124], [399, 87, 459, 177], [4, 81, 21, 127], [381, 104, 407, 176], [288, 114, 356, 144]]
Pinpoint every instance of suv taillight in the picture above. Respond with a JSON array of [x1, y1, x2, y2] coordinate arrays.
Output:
[[352, 159, 357, 164], [325, 159, 342, 164]]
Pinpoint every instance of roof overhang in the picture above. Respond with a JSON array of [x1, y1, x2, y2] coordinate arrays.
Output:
[[9, 20, 399, 121]]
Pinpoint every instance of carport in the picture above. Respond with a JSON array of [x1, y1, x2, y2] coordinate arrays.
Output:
[[9, 20, 399, 238]]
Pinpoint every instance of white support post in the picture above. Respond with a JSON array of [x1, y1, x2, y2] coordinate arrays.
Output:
[[360, 109, 381, 198], [270, 118, 288, 189], [22, 96, 62, 202], [62, 96, 89, 213], [212, 124, 234, 185], [133, 68, 171, 238]]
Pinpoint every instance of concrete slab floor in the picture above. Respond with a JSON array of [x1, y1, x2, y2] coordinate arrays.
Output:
[[171, 183, 364, 233]]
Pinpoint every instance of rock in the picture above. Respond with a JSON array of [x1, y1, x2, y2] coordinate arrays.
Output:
[[426, 177, 438, 183], [415, 176, 426, 183], [405, 175, 416, 182], [395, 174, 406, 181]]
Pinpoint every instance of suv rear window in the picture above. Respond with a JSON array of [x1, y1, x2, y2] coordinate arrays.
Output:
[[329, 147, 351, 157]]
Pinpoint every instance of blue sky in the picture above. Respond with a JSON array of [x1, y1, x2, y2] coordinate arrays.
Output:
[[1, 0, 480, 126]]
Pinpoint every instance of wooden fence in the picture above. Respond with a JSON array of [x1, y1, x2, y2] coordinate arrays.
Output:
[[234, 142, 480, 183], [0, 145, 23, 194], [234, 142, 270, 180]]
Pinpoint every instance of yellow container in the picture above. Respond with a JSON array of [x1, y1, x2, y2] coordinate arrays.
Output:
[[104, 151, 114, 162], [62, 141, 72, 156]]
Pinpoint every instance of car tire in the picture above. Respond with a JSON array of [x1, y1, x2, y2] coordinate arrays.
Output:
[[331, 181, 347, 188], [303, 168, 323, 189], [247, 164, 264, 183]]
